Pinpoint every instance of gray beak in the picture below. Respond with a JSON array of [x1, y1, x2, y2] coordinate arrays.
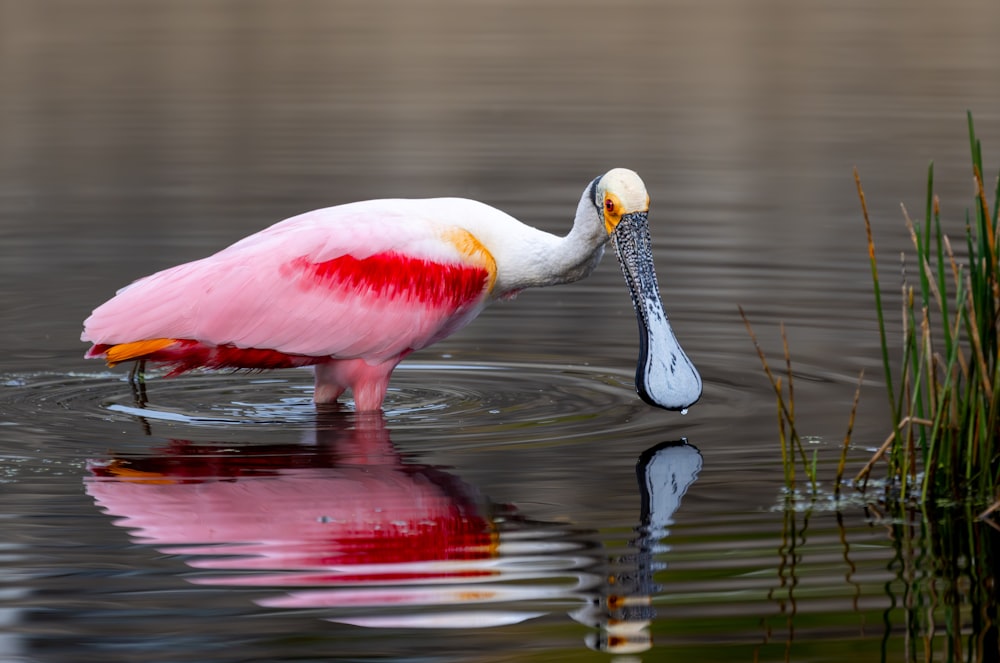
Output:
[[612, 212, 702, 411]]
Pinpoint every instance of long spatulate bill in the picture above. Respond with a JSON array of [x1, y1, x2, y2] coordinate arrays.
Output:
[[613, 212, 702, 411]]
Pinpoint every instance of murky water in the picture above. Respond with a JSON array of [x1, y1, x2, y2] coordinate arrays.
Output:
[[3, 1, 1000, 661]]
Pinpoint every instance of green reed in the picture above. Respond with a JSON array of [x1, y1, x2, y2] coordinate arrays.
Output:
[[856, 112, 1000, 504]]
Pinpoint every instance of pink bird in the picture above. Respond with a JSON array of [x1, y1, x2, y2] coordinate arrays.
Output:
[[82, 168, 701, 412]]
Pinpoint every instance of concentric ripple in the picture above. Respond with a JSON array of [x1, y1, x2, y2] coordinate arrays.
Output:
[[0, 360, 728, 446]]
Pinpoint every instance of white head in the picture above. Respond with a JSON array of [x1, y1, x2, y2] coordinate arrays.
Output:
[[591, 168, 651, 236]]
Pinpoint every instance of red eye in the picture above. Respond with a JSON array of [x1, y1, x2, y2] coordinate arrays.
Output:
[[605, 198, 615, 212]]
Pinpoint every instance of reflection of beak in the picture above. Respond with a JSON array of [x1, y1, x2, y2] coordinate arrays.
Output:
[[638, 440, 702, 536], [612, 212, 702, 411]]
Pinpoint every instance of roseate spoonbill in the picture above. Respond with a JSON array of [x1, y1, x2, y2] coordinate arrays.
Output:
[[82, 168, 701, 411]]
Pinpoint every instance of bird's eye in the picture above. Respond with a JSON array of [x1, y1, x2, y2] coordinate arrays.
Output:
[[605, 198, 615, 213]]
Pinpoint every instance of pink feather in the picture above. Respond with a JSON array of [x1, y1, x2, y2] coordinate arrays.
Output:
[[82, 200, 498, 410]]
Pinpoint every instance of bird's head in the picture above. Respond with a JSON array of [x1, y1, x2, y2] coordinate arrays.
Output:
[[591, 168, 651, 236]]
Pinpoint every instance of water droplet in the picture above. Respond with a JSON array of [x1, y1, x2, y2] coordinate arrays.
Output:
[[680, 408, 688, 415]]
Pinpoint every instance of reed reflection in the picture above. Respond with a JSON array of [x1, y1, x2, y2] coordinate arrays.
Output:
[[875, 503, 1000, 663], [85, 415, 700, 653]]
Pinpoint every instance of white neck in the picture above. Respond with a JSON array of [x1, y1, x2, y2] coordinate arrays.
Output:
[[487, 186, 609, 295]]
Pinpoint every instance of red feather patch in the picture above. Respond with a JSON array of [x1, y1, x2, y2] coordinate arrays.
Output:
[[282, 252, 490, 308]]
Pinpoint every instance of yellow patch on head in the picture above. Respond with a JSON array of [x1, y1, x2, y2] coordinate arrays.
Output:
[[603, 192, 624, 234], [442, 227, 498, 292], [104, 338, 176, 366]]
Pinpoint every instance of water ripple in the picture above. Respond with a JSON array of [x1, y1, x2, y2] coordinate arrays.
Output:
[[0, 361, 734, 446]]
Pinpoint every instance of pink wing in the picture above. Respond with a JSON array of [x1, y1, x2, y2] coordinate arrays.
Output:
[[82, 200, 498, 364]]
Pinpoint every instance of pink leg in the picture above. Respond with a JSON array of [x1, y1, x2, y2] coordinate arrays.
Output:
[[350, 375, 392, 412], [313, 357, 402, 411]]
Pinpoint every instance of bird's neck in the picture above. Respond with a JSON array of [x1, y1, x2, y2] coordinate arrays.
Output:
[[492, 192, 608, 295], [549, 206, 609, 284]]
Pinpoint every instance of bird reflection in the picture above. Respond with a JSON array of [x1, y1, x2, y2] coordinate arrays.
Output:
[[85, 415, 700, 652]]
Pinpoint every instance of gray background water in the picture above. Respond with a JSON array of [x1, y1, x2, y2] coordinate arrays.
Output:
[[2, 1, 1000, 661]]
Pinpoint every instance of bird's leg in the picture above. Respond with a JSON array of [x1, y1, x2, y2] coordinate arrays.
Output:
[[313, 362, 347, 405], [350, 377, 391, 413], [128, 359, 148, 407], [313, 359, 397, 411]]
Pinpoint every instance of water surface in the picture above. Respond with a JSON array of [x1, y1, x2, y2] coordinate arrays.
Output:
[[2, 1, 1000, 661]]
